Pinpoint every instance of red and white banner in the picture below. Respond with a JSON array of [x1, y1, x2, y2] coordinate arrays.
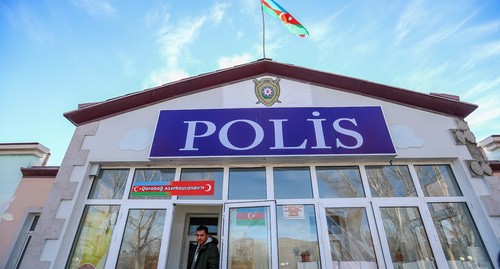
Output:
[[130, 180, 215, 196], [165, 180, 215, 196]]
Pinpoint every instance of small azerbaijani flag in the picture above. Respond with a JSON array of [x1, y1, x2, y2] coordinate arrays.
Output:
[[261, 0, 309, 37], [236, 207, 266, 226]]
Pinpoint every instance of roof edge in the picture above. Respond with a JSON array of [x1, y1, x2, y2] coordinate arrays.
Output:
[[21, 166, 59, 177], [64, 59, 478, 126]]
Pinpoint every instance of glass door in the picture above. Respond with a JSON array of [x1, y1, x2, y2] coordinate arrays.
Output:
[[222, 201, 278, 269], [371, 200, 444, 269], [319, 200, 385, 269], [104, 201, 174, 268]]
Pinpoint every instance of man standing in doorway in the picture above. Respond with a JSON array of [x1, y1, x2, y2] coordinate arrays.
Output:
[[187, 225, 219, 269]]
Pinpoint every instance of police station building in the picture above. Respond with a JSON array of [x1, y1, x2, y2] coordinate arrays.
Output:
[[22, 59, 499, 269]]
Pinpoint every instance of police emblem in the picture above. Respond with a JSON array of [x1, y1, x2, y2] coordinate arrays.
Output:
[[253, 77, 281, 106]]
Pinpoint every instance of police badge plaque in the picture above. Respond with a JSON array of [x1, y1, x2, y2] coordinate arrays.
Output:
[[253, 77, 282, 106]]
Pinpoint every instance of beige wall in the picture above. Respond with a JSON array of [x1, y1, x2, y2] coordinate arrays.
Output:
[[0, 176, 55, 267]]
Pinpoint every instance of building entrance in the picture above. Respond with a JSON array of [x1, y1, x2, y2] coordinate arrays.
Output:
[[166, 205, 221, 269], [182, 215, 219, 268]]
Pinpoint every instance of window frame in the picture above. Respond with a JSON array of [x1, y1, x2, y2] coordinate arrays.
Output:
[[64, 161, 496, 269]]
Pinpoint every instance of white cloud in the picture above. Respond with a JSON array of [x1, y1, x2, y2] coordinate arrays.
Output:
[[145, 5, 170, 29], [263, 36, 284, 57], [463, 41, 500, 70], [143, 1, 234, 87], [308, 4, 350, 43], [241, 0, 259, 15], [414, 12, 475, 53], [217, 53, 253, 69], [71, 0, 115, 17], [394, 1, 426, 45], [401, 62, 450, 92], [211, 2, 230, 24], [463, 77, 500, 100], [467, 20, 500, 36], [306, 6, 355, 60], [469, 41, 500, 62], [145, 6, 210, 87], [148, 68, 190, 86], [466, 94, 500, 139], [157, 17, 207, 67]]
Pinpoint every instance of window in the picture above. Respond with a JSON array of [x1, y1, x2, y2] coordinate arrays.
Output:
[[325, 208, 377, 268], [380, 207, 436, 268], [116, 209, 166, 268], [129, 169, 175, 199], [316, 166, 365, 198], [366, 166, 417, 197], [88, 169, 129, 199], [178, 168, 223, 200], [415, 165, 462, 197], [228, 168, 266, 200], [67, 163, 495, 268], [429, 202, 493, 268], [277, 205, 321, 268], [274, 167, 313, 199], [6, 213, 40, 269], [67, 205, 120, 269]]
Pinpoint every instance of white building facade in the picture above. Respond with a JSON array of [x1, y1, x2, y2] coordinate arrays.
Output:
[[22, 60, 499, 268]]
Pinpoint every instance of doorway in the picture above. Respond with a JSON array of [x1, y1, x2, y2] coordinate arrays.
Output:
[[182, 215, 220, 268], [166, 205, 221, 269]]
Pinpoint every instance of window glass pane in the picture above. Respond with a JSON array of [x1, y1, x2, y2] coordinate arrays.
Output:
[[274, 167, 312, 199], [178, 168, 223, 200], [8, 213, 41, 269], [415, 165, 462, 197], [88, 169, 129, 199], [316, 167, 365, 198], [326, 208, 378, 268], [429, 202, 493, 268], [129, 169, 175, 199], [116, 209, 166, 269], [229, 168, 266, 200], [67, 205, 120, 269], [29, 215, 40, 231], [228, 206, 271, 269], [366, 166, 417, 197], [380, 207, 436, 268], [277, 205, 321, 268]]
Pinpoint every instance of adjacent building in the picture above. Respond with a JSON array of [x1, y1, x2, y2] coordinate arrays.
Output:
[[20, 60, 499, 268], [0, 143, 56, 268]]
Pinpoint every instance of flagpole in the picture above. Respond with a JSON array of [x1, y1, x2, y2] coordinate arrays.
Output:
[[261, 2, 266, 58]]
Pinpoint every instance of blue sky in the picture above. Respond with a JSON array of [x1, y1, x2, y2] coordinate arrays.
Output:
[[1, 0, 499, 165]]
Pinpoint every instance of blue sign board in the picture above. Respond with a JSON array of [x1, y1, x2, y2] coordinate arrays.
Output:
[[150, 107, 395, 158]]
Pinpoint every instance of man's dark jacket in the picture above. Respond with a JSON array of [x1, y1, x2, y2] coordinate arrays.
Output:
[[187, 236, 219, 269]]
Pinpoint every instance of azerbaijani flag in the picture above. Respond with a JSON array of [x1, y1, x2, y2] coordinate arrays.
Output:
[[236, 207, 266, 226], [261, 0, 309, 37]]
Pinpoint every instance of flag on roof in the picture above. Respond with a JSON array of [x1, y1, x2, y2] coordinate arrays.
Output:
[[261, 0, 309, 37]]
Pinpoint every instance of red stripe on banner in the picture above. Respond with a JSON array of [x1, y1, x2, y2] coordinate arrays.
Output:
[[164, 180, 215, 196]]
